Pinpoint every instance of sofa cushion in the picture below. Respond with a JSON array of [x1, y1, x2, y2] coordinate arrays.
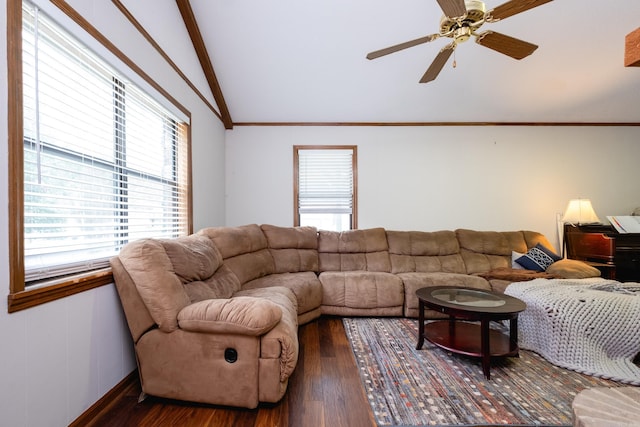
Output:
[[515, 243, 562, 272], [161, 235, 222, 283], [177, 297, 282, 335], [319, 271, 403, 309], [198, 224, 268, 259], [159, 235, 242, 303], [521, 230, 556, 253], [243, 271, 323, 316], [262, 224, 319, 273], [198, 225, 275, 284], [318, 228, 391, 272], [234, 286, 298, 317], [456, 229, 558, 274], [185, 264, 242, 302], [386, 230, 465, 274], [398, 272, 491, 318], [387, 230, 460, 257], [457, 229, 524, 255], [261, 224, 318, 249], [224, 248, 276, 285], [457, 229, 521, 274], [270, 247, 320, 273], [318, 227, 389, 253]]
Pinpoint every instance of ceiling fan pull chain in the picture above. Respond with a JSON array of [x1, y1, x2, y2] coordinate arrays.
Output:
[[452, 49, 457, 68]]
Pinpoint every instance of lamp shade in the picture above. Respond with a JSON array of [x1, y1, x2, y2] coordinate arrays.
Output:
[[562, 199, 601, 224]]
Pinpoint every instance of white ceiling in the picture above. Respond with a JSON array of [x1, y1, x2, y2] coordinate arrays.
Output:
[[123, 0, 640, 124]]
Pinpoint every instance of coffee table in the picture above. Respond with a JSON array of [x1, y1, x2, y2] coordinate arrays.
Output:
[[416, 286, 526, 380]]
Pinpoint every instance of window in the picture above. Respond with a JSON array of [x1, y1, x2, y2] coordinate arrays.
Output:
[[8, 1, 191, 312], [294, 146, 357, 231]]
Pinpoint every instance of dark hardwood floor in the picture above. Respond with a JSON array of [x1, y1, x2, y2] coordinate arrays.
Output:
[[90, 317, 376, 427]]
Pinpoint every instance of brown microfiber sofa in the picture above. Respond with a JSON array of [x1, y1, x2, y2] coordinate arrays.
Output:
[[110, 224, 600, 409]]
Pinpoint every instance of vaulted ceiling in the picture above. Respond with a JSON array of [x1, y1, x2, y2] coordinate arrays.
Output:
[[118, 0, 640, 128]]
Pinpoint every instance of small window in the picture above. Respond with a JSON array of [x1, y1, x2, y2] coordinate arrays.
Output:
[[294, 146, 357, 231]]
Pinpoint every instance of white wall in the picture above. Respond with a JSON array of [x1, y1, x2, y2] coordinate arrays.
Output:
[[226, 125, 640, 252], [0, 1, 226, 426]]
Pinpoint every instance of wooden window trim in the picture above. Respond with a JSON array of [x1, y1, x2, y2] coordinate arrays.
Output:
[[293, 145, 358, 229], [6, 0, 193, 313], [7, 270, 115, 313]]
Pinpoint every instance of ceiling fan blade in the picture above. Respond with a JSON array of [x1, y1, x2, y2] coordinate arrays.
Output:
[[436, 0, 467, 19], [486, 0, 553, 22], [419, 43, 455, 83], [475, 31, 538, 59], [366, 34, 440, 60]]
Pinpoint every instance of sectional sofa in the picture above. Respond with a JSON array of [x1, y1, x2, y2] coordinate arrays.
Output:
[[110, 224, 600, 408]]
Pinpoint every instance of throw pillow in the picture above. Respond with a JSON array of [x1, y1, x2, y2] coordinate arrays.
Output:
[[515, 243, 562, 272], [546, 259, 602, 279], [511, 251, 525, 269]]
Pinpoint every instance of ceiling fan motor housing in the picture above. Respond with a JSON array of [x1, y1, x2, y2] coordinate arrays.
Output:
[[439, 0, 486, 37]]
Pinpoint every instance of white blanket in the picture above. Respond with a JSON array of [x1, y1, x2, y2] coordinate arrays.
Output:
[[505, 278, 640, 385]]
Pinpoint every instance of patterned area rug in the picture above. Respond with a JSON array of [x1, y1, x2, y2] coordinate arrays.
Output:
[[343, 317, 622, 427]]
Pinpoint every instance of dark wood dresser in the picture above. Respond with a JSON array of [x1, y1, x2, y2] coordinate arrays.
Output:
[[564, 224, 640, 282]]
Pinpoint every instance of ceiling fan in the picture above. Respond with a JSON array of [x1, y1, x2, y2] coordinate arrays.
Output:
[[366, 0, 553, 83]]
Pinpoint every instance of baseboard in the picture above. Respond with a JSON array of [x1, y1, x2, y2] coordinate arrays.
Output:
[[69, 370, 139, 427]]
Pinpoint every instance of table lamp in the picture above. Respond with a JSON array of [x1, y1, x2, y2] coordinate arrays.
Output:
[[562, 199, 601, 225], [560, 198, 601, 258]]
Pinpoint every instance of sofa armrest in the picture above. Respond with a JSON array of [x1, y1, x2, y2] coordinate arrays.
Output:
[[177, 297, 282, 335]]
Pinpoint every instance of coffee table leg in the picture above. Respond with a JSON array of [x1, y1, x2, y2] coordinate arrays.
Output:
[[481, 318, 491, 380], [416, 300, 425, 350], [510, 316, 519, 355]]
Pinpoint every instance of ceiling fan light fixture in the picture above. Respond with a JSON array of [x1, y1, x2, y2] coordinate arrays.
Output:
[[454, 26, 473, 43]]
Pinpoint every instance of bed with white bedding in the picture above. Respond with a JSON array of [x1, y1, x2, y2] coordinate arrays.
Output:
[[505, 278, 640, 384]]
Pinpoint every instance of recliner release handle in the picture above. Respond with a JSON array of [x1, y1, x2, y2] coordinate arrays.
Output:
[[224, 348, 238, 363]]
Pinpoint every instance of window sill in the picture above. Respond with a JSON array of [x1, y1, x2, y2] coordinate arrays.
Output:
[[7, 268, 114, 313]]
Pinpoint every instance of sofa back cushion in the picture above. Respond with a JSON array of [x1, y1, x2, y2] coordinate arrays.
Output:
[[161, 235, 222, 282], [318, 227, 391, 272], [261, 224, 319, 273], [198, 224, 275, 285], [160, 235, 244, 302], [185, 263, 242, 302], [456, 229, 556, 274], [386, 230, 466, 274], [521, 230, 556, 252], [118, 235, 216, 332]]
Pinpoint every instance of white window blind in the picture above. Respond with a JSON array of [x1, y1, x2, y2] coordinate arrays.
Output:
[[22, 1, 189, 284], [298, 149, 353, 215]]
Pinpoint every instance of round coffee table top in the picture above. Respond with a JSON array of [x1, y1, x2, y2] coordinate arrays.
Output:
[[416, 286, 526, 315]]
